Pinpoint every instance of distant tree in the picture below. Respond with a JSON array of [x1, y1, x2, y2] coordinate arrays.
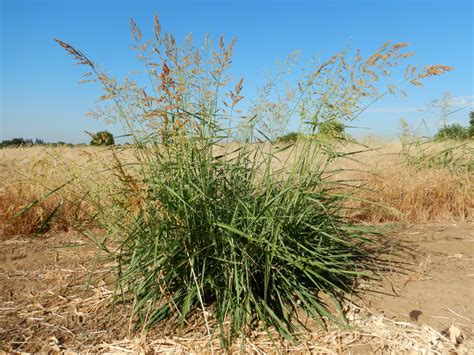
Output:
[[87, 130, 115, 146], [4, 138, 33, 146], [11, 138, 25, 145], [1, 138, 28, 147], [0, 137, 77, 147]]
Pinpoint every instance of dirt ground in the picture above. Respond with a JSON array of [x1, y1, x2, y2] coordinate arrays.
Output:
[[1, 223, 473, 352], [362, 223, 474, 341]]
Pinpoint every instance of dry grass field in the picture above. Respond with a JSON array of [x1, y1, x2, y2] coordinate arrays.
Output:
[[1, 141, 472, 238], [1, 141, 473, 352]]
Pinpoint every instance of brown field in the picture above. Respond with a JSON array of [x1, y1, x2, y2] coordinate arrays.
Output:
[[1, 142, 473, 352]]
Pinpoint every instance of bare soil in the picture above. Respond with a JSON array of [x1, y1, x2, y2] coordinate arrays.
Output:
[[1, 223, 473, 352], [361, 223, 474, 340]]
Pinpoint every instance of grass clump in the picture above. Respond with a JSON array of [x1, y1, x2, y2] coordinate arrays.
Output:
[[55, 15, 452, 347], [113, 138, 373, 345]]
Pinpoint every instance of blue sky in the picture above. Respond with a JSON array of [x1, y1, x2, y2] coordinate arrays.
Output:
[[1, 0, 473, 143]]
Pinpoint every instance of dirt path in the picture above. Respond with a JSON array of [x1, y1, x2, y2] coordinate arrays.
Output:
[[1, 224, 472, 352], [362, 223, 474, 340]]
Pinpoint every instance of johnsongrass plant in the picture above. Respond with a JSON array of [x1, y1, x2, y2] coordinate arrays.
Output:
[[55, 15, 452, 347], [116, 138, 376, 344]]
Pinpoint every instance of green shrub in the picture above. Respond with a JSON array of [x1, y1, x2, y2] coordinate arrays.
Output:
[[276, 122, 347, 143], [435, 124, 469, 141], [276, 131, 303, 143], [1, 138, 33, 147], [89, 130, 115, 146]]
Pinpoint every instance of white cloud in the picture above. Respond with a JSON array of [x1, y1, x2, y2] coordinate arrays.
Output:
[[449, 95, 474, 108], [365, 106, 424, 113], [432, 95, 474, 108], [365, 94, 474, 114]]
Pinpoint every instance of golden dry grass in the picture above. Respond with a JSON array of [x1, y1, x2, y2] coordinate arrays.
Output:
[[338, 142, 473, 223], [0, 146, 113, 239], [0, 185, 81, 238], [350, 167, 472, 223]]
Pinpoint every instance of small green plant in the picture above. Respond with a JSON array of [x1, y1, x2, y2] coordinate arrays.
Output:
[[87, 130, 115, 146]]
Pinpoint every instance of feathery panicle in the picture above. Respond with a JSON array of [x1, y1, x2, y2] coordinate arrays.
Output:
[[420, 64, 454, 78], [54, 39, 95, 68], [153, 14, 161, 42], [130, 18, 142, 42]]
